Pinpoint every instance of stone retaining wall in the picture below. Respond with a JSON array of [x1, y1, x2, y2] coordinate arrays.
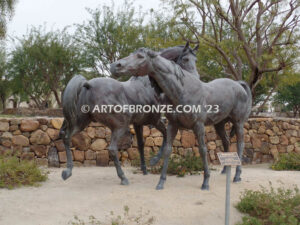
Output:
[[0, 117, 299, 167]]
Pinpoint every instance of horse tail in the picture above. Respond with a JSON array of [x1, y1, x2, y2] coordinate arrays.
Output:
[[60, 75, 88, 137], [229, 81, 252, 138]]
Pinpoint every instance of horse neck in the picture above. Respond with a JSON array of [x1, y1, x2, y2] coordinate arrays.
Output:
[[147, 55, 190, 105]]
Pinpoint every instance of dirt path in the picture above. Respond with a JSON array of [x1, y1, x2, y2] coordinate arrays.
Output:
[[0, 164, 299, 225]]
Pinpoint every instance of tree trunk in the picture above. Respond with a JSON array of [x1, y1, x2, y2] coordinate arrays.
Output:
[[53, 90, 61, 107], [255, 86, 276, 115], [0, 96, 5, 111]]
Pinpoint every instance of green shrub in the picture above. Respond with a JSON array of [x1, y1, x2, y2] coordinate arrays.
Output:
[[151, 153, 203, 177], [69, 206, 155, 225], [0, 154, 48, 189], [271, 152, 300, 171], [236, 184, 300, 225]]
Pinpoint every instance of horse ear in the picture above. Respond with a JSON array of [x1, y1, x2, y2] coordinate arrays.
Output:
[[147, 50, 158, 58], [183, 41, 190, 51], [193, 44, 199, 53]]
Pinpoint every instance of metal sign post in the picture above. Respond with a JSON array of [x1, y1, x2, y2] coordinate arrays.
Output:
[[217, 152, 241, 225]]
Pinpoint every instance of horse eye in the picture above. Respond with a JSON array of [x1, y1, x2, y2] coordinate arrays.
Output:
[[137, 53, 144, 58], [183, 58, 189, 62]]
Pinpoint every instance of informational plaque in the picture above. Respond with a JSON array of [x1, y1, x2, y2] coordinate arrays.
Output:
[[217, 152, 241, 166]]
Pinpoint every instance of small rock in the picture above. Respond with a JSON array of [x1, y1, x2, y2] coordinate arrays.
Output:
[[266, 129, 274, 136], [91, 139, 107, 151], [206, 132, 217, 141], [287, 145, 294, 153], [30, 129, 51, 145], [13, 130, 22, 135], [73, 150, 85, 162], [37, 118, 49, 125], [2, 131, 12, 139], [181, 130, 196, 148], [12, 135, 29, 146], [150, 128, 162, 137], [9, 125, 18, 131], [2, 139, 11, 147], [31, 145, 48, 158], [127, 148, 139, 160], [209, 150, 216, 160], [20, 120, 39, 132], [145, 137, 154, 147], [207, 141, 216, 150], [21, 152, 35, 161], [290, 137, 297, 144], [96, 150, 109, 166], [40, 125, 48, 131], [46, 128, 60, 140], [58, 151, 67, 163], [48, 147, 60, 167], [229, 143, 237, 152], [94, 127, 106, 138], [86, 127, 95, 139], [280, 135, 289, 145], [51, 118, 64, 129], [175, 131, 181, 140], [72, 132, 91, 151], [54, 139, 65, 152], [260, 142, 269, 154], [269, 136, 279, 144], [143, 126, 150, 137], [154, 137, 163, 146], [258, 126, 266, 134], [173, 139, 182, 147], [251, 136, 261, 148], [0, 121, 9, 131], [85, 150, 96, 160]]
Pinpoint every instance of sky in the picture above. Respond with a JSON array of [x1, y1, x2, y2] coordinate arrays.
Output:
[[7, 0, 163, 39]]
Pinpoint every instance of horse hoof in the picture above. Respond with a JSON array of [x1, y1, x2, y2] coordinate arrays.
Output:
[[221, 170, 226, 174], [201, 184, 209, 190], [150, 157, 159, 166], [156, 184, 164, 190], [61, 170, 72, 180], [121, 178, 129, 185], [142, 170, 148, 175], [233, 177, 241, 183]]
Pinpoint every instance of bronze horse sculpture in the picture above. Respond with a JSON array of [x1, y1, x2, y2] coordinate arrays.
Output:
[[59, 46, 187, 185], [110, 44, 252, 190]]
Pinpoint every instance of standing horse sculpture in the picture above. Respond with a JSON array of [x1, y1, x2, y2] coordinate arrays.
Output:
[[110, 45, 252, 190], [59, 46, 186, 185]]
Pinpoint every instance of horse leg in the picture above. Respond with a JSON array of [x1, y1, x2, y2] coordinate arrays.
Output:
[[194, 122, 210, 190], [61, 126, 78, 180], [134, 124, 147, 175], [233, 122, 244, 182], [156, 123, 178, 190], [109, 128, 129, 185], [150, 119, 166, 166], [214, 121, 230, 174]]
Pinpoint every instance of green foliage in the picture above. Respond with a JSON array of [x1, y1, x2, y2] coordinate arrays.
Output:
[[75, 0, 145, 79], [0, 0, 18, 38], [7, 26, 84, 108], [271, 152, 300, 171], [236, 184, 300, 225], [0, 154, 48, 189], [0, 47, 11, 110], [163, 0, 300, 104], [274, 82, 300, 116], [151, 153, 203, 177], [69, 206, 155, 225]]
